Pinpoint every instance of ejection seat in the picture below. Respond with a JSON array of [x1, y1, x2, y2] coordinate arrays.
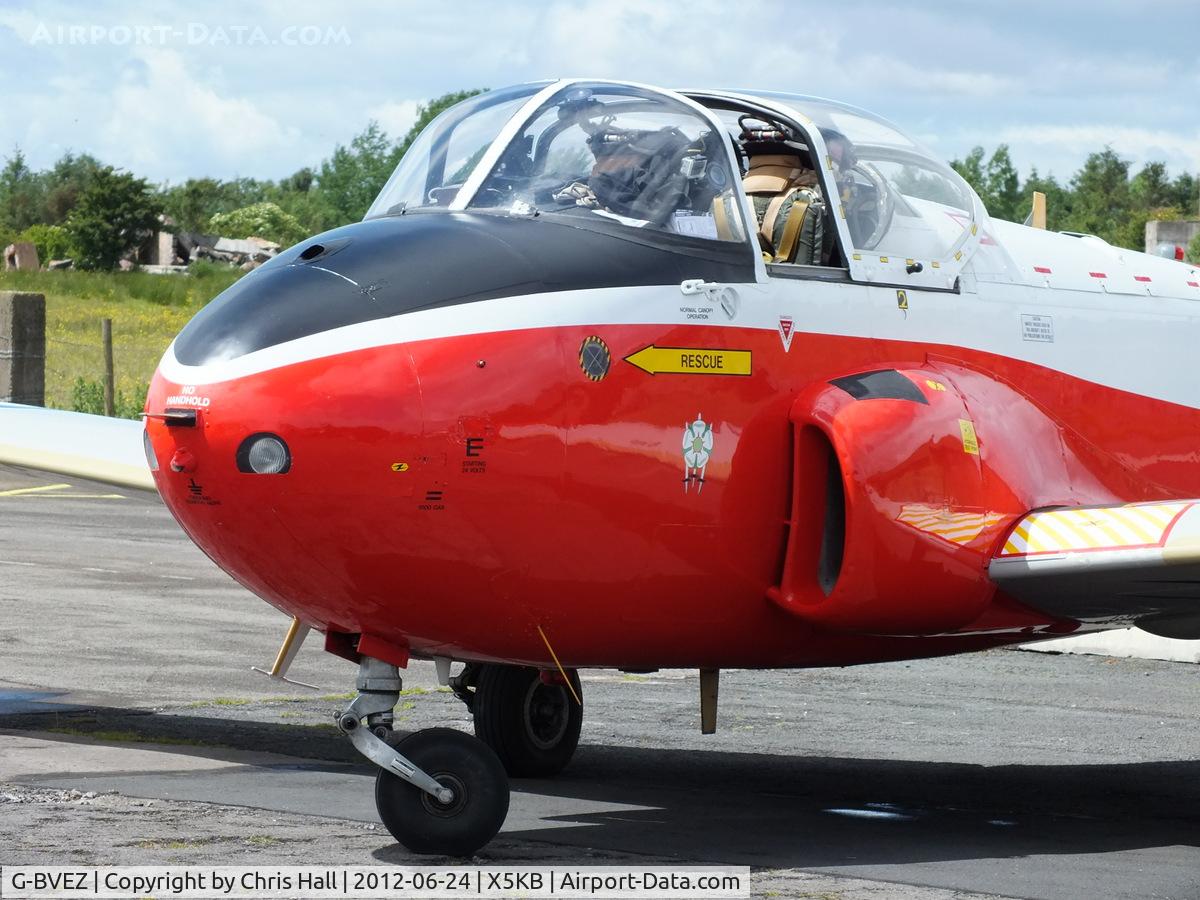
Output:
[[739, 117, 826, 265]]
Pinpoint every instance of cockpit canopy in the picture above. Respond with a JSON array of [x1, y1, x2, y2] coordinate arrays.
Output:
[[743, 92, 979, 262], [367, 82, 747, 245], [366, 80, 986, 284]]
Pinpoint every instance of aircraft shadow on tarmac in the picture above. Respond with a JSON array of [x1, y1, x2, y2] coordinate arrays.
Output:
[[3, 703, 1197, 870], [481, 744, 1200, 869]]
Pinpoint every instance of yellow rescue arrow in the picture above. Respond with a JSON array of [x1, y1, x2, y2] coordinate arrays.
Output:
[[623, 345, 751, 376]]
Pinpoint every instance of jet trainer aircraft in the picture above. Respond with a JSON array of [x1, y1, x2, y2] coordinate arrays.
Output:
[[4, 79, 1200, 856]]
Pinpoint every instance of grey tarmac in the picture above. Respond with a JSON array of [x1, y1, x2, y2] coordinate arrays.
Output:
[[0, 463, 1197, 900]]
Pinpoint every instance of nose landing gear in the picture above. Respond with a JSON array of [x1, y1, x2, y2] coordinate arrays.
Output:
[[337, 657, 509, 857]]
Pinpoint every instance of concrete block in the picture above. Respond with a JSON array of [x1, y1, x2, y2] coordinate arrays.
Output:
[[1145, 219, 1200, 256], [0, 291, 46, 405], [3, 242, 40, 271]]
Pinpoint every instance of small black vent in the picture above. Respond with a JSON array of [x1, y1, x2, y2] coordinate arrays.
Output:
[[830, 369, 928, 404]]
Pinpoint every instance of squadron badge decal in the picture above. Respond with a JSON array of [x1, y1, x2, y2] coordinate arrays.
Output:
[[682, 414, 714, 494]]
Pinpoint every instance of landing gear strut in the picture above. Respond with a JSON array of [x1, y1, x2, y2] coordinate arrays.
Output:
[[337, 657, 509, 856], [452, 664, 583, 777]]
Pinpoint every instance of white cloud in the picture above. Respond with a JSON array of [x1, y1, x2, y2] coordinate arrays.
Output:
[[366, 100, 421, 141], [0, 0, 1196, 184], [999, 124, 1200, 175], [96, 49, 301, 181]]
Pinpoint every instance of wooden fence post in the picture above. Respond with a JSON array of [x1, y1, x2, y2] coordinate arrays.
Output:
[[101, 317, 114, 417]]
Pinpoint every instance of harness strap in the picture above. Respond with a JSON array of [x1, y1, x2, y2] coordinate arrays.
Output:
[[760, 188, 794, 249], [776, 195, 812, 263]]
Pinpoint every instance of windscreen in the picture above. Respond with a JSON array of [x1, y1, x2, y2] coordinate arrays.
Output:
[[468, 84, 746, 243], [365, 83, 547, 218]]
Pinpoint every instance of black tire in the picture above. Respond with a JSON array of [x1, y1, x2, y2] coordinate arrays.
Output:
[[472, 665, 582, 777], [375, 727, 509, 857]]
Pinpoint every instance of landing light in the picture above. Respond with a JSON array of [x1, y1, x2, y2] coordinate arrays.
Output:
[[237, 433, 291, 475]]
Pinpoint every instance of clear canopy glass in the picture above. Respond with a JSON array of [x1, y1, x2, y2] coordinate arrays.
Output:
[[741, 93, 981, 260], [365, 83, 548, 218], [467, 83, 746, 243], [368, 81, 747, 245], [366, 82, 979, 265]]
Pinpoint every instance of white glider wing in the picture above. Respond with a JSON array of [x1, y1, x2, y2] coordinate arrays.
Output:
[[0, 402, 155, 491]]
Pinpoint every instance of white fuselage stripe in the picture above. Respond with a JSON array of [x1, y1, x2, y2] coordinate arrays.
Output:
[[157, 279, 1200, 412]]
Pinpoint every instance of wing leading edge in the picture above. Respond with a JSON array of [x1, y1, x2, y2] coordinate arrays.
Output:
[[0, 402, 154, 491], [990, 501, 1200, 639]]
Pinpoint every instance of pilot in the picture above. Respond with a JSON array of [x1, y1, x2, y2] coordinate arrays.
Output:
[[820, 128, 856, 173], [819, 127, 858, 204], [820, 127, 873, 249]]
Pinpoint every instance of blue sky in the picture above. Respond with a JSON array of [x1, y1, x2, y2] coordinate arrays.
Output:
[[0, 0, 1196, 191]]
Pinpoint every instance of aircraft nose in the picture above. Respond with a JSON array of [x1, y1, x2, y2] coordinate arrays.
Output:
[[144, 328, 424, 634]]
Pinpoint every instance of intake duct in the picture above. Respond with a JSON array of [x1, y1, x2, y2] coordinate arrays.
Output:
[[768, 367, 1007, 635]]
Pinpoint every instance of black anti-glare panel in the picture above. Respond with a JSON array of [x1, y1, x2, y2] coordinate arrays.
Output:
[[174, 212, 754, 366]]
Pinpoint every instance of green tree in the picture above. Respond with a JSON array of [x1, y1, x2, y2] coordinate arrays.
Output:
[[208, 201, 305, 246], [983, 145, 1022, 222], [315, 121, 401, 228], [0, 148, 45, 232], [951, 145, 1023, 221], [161, 176, 273, 233], [951, 147, 986, 198], [1062, 148, 1131, 245], [162, 178, 235, 233], [16, 223, 75, 262], [265, 167, 324, 236], [66, 166, 163, 270], [1130, 162, 1174, 210], [41, 152, 102, 224], [1171, 173, 1199, 217], [314, 90, 486, 228], [1189, 232, 1200, 264], [395, 89, 485, 159], [278, 167, 315, 194]]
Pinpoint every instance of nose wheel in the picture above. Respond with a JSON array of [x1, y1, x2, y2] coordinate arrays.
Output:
[[466, 664, 583, 777], [338, 657, 509, 857], [375, 728, 509, 857]]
